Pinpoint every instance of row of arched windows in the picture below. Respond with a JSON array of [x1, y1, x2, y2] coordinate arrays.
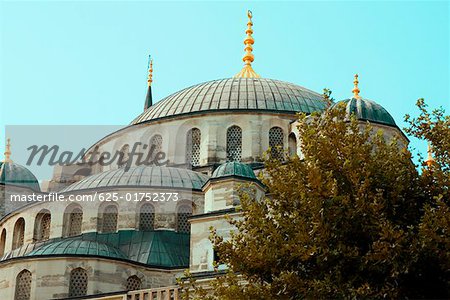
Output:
[[117, 126, 294, 168], [0, 204, 192, 256], [13, 268, 143, 299]]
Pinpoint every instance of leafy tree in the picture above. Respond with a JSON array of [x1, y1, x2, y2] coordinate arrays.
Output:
[[404, 99, 450, 298], [182, 95, 449, 299]]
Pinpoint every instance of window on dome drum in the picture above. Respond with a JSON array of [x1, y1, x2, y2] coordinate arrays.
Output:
[[149, 134, 163, 161], [100, 205, 118, 233], [0, 229, 6, 257], [33, 211, 51, 242], [14, 269, 32, 300], [186, 128, 201, 167], [269, 127, 284, 160], [12, 217, 25, 250], [126, 275, 142, 291], [177, 205, 192, 233], [66, 208, 83, 237], [226, 125, 242, 162], [139, 204, 155, 231], [118, 144, 130, 168], [69, 268, 88, 297], [288, 132, 297, 157]]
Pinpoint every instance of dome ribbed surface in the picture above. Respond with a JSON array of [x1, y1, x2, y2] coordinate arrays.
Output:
[[0, 161, 40, 191], [335, 98, 396, 126], [27, 239, 126, 259], [27, 230, 189, 268], [132, 78, 327, 124], [212, 162, 256, 180], [61, 166, 209, 192]]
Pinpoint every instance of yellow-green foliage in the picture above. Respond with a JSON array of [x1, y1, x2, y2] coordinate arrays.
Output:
[[182, 95, 449, 299]]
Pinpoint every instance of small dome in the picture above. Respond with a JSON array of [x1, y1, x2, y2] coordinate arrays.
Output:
[[131, 78, 327, 124], [0, 161, 40, 191], [61, 165, 209, 192], [333, 97, 396, 127], [212, 162, 256, 180]]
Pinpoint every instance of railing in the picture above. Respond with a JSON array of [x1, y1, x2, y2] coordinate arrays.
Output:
[[87, 286, 180, 300], [127, 286, 180, 300]]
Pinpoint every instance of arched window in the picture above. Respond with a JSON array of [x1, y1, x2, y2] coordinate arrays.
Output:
[[14, 269, 32, 300], [149, 134, 163, 161], [12, 218, 25, 250], [269, 127, 284, 160], [0, 229, 6, 257], [176, 205, 192, 233], [288, 133, 297, 157], [186, 128, 201, 167], [118, 144, 130, 168], [126, 275, 142, 291], [64, 207, 83, 237], [33, 211, 51, 242], [69, 268, 88, 297], [139, 204, 155, 231], [100, 205, 118, 233], [226, 125, 242, 162]]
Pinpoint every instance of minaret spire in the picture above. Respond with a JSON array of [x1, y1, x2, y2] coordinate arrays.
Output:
[[425, 142, 435, 167], [352, 74, 361, 99], [235, 10, 260, 78], [3, 138, 12, 162], [144, 55, 153, 110]]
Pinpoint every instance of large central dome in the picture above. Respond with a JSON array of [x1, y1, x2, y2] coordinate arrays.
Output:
[[131, 78, 327, 125]]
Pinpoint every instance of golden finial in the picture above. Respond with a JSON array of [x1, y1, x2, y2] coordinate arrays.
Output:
[[3, 138, 12, 162], [425, 142, 435, 167], [147, 57, 153, 87], [352, 74, 361, 99], [235, 10, 261, 78]]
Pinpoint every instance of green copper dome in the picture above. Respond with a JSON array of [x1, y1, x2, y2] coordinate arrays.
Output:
[[27, 230, 189, 268], [131, 78, 328, 124], [27, 239, 126, 259], [334, 97, 396, 126], [61, 165, 209, 192], [0, 161, 40, 191], [212, 162, 256, 180]]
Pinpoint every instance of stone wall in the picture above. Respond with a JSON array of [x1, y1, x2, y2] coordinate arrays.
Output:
[[0, 257, 181, 300]]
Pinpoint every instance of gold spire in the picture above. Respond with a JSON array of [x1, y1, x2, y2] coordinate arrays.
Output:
[[235, 10, 260, 78], [352, 74, 361, 99], [425, 142, 435, 167], [147, 57, 153, 87], [3, 138, 12, 162]]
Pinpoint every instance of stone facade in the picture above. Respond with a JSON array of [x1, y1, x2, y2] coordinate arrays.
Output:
[[0, 257, 180, 300]]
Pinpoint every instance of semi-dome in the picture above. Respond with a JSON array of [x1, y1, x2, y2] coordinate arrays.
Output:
[[27, 230, 189, 268], [131, 78, 327, 125], [212, 161, 256, 180], [334, 97, 396, 127], [0, 161, 40, 191], [27, 239, 127, 260], [61, 165, 209, 192]]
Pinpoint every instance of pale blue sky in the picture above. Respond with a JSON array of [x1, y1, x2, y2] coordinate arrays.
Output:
[[1, 1, 449, 162]]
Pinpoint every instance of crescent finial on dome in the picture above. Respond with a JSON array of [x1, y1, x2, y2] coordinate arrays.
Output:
[[3, 138, 12, 162], [235, 10, 261, 78], [147, 56, 153, 87], [352, 74, 361, 99], [144, 55, 153, 110]]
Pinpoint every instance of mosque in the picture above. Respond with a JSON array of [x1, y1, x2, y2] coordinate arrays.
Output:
[[0, 11, 409, 300]]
